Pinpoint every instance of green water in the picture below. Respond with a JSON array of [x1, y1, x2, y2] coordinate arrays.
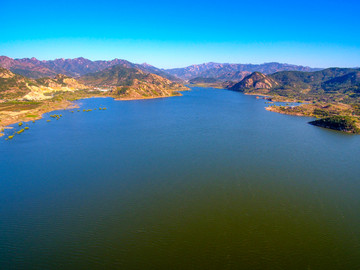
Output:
[[1, 87, 360, 269]]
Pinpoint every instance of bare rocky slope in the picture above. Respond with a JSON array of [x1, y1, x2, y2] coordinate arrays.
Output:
[[79, 65, 188, 99], [0, 67, 87, 100]]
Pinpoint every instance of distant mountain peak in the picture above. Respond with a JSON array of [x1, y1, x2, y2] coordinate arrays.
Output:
[[141, 63, 153, 67], [0, 56, 321, 83], [166, 62, 321, 81]]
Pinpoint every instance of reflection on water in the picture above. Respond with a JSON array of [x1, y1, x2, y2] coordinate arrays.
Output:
[[1, 87, 360, 269]]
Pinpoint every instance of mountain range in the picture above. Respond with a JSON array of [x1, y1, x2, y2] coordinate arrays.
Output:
[[166, 62, 321, 81], [2, 55, 360, 103], [0, 56, 179, 82], [0, 56, 321, 82], [1, 56, 360, 134], [0, 63, 187, 101]]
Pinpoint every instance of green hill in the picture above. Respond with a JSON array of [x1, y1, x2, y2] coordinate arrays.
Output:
[[230, 68, 360, 103], [189, 77, 220, 84], [309, 116, 360, 134]]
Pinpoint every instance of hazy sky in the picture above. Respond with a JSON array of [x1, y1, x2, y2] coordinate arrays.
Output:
[[1, 0, 359, 68]]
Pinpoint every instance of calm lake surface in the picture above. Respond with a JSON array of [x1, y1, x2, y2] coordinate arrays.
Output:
[[1, 87, 360, 269]]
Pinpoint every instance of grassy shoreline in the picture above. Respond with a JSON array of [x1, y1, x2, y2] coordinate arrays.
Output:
[[0, 100, 77, 137], [0, 89, 186, 138], [265, 102, 360, 134]]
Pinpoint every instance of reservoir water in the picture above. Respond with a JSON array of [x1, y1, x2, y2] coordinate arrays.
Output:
[[1, 87, 360, 269]]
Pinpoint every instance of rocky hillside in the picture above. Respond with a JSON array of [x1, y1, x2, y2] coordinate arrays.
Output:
[[230, 72, 278, 93], [0, 56, 181, 82], [166, 62, 320, 81], [79, 65, 187, 99], [0, 67, 35, 99], [0, 67, 87, 100]]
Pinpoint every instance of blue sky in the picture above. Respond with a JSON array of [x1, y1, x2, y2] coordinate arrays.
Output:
[[1, 0, 359, 68]]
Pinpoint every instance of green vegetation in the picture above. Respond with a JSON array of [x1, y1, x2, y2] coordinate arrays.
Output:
[[0, 103, 40, 112], [26, 114, 38, 118], [189, 77, 219, 84], [80, 66, 149, 87], [116, 86, 129, 95], [352, 104, 360, 115], [0, 68, 33, 99], [5, 100, 40, 105], [171, 91, 180, 96], [17, 129, 24, 134], [313, 108, 330, 117], [309, 116, 360, 134]]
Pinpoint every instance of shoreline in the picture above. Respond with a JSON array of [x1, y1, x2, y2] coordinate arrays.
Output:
[[243, 92, 300, 103], [265, 106, 309, 117], [0, 100, 78, 138], [194, 85, 360, 134], [0, 91, 185, 138], [191, 83, 299, 103], [3, 85, 358, 137], [115, 91, 183, 101]]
